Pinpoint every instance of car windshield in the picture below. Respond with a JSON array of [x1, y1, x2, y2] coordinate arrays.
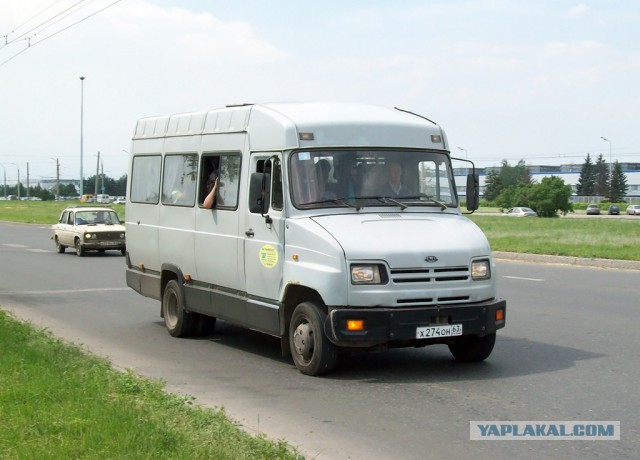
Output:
[[290, 149, 457, 209], [75, 210, 121, 225]]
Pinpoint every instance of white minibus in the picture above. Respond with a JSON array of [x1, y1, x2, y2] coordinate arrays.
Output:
[[125, 102, 506, 375]]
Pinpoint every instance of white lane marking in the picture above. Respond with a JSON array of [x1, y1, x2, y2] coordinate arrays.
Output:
[[27, 249, 51, 253], [2, 243, 29, 248], [504, 276, 544, 282], [0, 287, 129, 296]]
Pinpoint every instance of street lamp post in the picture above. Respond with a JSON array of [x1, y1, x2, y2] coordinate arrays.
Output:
[[80, 76, 85, 196], [457, 147, 468, 174], [600, 136, 612, 176]]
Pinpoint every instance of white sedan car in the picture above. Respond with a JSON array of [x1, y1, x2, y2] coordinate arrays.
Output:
[[626, 205, 640, 216], [504, 207, 538, 217], [51, 207, 126, 256]]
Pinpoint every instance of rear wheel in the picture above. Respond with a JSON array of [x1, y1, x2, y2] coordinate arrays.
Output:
[[289, 301, 337, 376], [448, 332, 496, 362], [55, 237, 65, 253], [162, 279, 196, 337], [74, 238, 85, 257]]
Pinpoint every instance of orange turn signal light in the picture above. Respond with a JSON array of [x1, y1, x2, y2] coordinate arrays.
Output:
[[496, 309, 504, 321], [347, 320, 364, 331]]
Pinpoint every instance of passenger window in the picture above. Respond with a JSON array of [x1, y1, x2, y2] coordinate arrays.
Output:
[[162, 154, 197, 207], [200, 154, 241, 209], [130, 155, 161, 204]]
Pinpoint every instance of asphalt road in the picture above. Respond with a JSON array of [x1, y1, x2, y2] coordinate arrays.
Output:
[[1, 221, 638, 459]]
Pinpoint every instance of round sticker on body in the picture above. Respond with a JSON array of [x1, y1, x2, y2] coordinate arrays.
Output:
[[259, 244, 278, 268]]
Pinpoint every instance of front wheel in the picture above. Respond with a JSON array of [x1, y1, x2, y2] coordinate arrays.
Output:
[[55, 237, 65, 253], [289, 301, 337, 376], [162, 279, 196, 337], [448, 332, 496, 362], [74, 238, 85, 257]]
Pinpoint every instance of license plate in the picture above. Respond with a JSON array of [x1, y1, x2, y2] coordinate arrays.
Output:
[[99, 241, 120, 246], [416, 324, 463, 339]]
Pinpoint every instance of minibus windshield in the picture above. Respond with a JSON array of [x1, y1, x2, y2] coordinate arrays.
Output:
[[290, 149, 458, 210]]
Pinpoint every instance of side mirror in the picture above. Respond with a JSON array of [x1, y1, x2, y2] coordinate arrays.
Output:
[[466, 173, 479, 211], [249, 172, 271, 216]]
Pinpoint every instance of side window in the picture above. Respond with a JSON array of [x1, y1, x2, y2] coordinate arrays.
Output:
[[271, 158, 283, 210], [162, 153, 197, 207], [130, 155, 161, 204], [60, 211, 68, 224], [200, 154, 241, 209], [251, 157, 282, 213]]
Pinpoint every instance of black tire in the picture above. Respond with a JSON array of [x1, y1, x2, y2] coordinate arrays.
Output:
[[289, 301, 337, 376], [74, 238, 85, 257], [448, 332, 496, 362], [120, 248, 126, 256], [193, 314, 216, 337], [162, 279, 196, 337], [55, 237, 65, 254]]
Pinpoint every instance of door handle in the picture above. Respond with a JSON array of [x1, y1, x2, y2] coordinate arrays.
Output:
[[245, 228, 254, 237]]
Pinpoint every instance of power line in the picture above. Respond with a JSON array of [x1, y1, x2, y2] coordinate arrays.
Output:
[[1, 0, 64, 44], [1, 0, 85, 49], [0, 0, 122, 69]]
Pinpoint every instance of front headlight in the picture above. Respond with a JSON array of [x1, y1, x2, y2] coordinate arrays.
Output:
[[351, 264, 386, 284], [471, 259, 491, 280]]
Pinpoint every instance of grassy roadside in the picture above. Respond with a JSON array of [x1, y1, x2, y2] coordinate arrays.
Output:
[[469, 215, 640, 261], [0, 310, 300, 459]]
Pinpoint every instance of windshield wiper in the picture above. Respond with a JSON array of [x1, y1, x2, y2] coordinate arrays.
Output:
[[396, 194, 448, 210], [304, 198, 360, 210]]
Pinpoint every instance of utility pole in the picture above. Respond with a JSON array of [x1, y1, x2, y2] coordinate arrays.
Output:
[[0, 163, 6, 199], [80, 76, 85, 196], [56, 158, 60, 200], [95, 151, 100, 197], [26, 162, 30, 197]]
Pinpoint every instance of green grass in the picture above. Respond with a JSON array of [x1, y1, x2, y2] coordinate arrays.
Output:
[[0, 200, 125, 224], [469, 215, 640, 260], [0, 310, 300, 459]]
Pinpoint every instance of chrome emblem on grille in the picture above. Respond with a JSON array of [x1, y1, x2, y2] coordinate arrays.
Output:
[[425, 256, 438, 263]]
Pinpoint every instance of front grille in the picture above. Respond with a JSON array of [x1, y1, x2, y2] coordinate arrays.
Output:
[[390, 266, 470, 305], [390, 266, 469, 284], [96, 231, 124, 241]]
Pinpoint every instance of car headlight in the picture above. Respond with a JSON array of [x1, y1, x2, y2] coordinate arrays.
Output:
[[119, 233, 125, 238], [351, 264, 387, 284], [471, 259, 491, 280]]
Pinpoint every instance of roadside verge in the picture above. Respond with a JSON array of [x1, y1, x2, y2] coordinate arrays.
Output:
[[493, 251, 640, 271]]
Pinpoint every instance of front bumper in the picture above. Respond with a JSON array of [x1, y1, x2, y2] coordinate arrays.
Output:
[[324, 298, 506, 348], [82, 240, 126, 250]]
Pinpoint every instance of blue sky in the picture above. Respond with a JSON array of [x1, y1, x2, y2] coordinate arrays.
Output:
[[1, 0, 639, 184]]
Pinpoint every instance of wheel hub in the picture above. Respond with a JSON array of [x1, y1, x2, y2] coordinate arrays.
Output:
[[293, 322, 314, 358]]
